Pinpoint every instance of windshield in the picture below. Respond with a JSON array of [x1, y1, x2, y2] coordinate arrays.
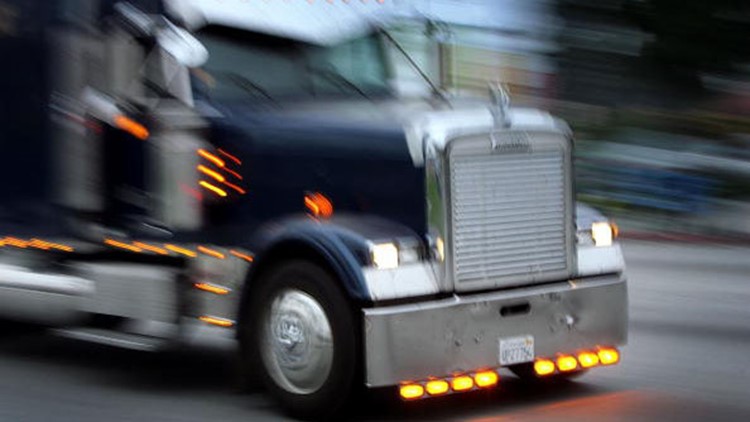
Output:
[[193, 26, 391, 102]]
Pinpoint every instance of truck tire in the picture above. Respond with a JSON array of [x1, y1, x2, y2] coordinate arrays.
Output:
[[242, 260, 358, 420]]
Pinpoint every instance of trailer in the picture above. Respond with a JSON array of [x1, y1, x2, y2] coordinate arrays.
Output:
[[0, 0, 627, 419]]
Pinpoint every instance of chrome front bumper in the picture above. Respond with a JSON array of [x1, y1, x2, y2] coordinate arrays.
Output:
[[363, 274, 627, 387]]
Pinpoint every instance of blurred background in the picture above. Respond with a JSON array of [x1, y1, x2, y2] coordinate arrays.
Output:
[[390, 0, 750, 240], [1, 1, 750, 421]]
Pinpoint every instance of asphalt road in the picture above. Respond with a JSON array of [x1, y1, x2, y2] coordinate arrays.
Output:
[[1, 240, 749, 421]]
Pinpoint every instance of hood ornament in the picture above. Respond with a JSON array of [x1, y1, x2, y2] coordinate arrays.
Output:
[[488, 83, 511, 129]]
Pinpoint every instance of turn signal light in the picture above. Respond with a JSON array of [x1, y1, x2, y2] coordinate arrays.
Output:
[[425, 380, 449, 396], [534, 359, 556, 376], [451, 376, 474, 392], [598, 348, 620, 365], [557, 355, 579, 372], [474, 371, 499, 388], [400, 384, 424, 400], [578, 351, 600, 368]]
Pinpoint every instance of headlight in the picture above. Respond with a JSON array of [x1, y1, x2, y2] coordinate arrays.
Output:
[[371, 243, 399, 269], [591, 222, 617, 247]]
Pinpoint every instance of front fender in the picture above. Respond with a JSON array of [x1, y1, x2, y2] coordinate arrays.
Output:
[[241, 214, 422, 307]]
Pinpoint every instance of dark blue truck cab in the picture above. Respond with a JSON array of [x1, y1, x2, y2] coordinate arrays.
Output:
[[0, 1, 627, 419]]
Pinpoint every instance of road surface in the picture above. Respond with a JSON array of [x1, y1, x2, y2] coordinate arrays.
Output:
[[1, 240, 749, 421]]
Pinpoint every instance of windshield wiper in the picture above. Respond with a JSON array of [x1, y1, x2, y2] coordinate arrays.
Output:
[[214, 70, 277, 104], [308, 67, 371, 100], [380, 28, 451, 107]]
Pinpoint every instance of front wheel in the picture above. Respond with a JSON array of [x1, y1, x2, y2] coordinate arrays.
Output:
[[242, 261, 358, 420]]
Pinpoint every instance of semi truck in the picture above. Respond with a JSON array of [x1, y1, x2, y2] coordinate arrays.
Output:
[[0, 0, 627, 419]]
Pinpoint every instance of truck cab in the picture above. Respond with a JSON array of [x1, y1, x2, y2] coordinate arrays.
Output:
[[0, 0, 627, 419]]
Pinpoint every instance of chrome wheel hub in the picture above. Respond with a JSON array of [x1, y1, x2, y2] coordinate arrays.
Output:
[[261, 289, 333, 395]]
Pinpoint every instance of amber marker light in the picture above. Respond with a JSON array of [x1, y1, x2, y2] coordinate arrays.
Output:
[[451, 376, 474, 392], [597, 348, 620, 365], [132, 242, 168, 255], [199, 180, 228, 197], [104, 239, 142, 253], [474, 371, 499, 388], [222, 180, 246, 195], [534, 359, 556, 376], [399, 384, 424, 400], [113, 114, 149, 140], [217, 148, 241, 165], [198, 246, 226, 259], [165, 244, 197, 258], [194, 283, 230, 295], [557, 355, 579, 372], [197, 164, 225, 182], [304, 192, 333, 219], [425, 380, 450, 396], [197, 149, 225, 167], [578, 351, 600, 368], [4, 237, 28, 248], [222, 166, 243, 180], [199, 316, 234, 327], [230, 250, 254, 263]]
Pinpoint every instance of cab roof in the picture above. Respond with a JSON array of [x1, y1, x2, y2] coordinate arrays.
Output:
[[164, 0, 396, 45]]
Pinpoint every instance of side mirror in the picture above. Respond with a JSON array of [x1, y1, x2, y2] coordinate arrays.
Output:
[[114, 2, 208, 68], [156, 21, 208, 68]]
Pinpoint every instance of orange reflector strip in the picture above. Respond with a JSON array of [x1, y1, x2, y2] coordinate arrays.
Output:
[[197, 165, 225, 182], [4, 237, 28, 248], [113, 115, 149, 140], [222, 180, 246, 195], [598, 348, 620, 365], [425, 380, 449, 396], [218, 148, 242, 165], [194, 282, 230, 295], [198, 246, 225, 259], [197, 149, 225, 167], [534, 359, 556, 376], [104, 239, 142, 253], [399, 384, 424, 400], [230, 250, 254, 262], [49, 243, 74, 252], [28, 239, 51, 250], [164, 244, 197, 258], [304, 193, 333, 219], [451, 376, 473, 391], [578, 351, 600, 368], [222, 166, 243, 181], [199, 316, 234, 327], [557, 355, 579, 372], [199, 180, 228, 197], [474, 371, 499, 388], [132, 242, 168, 255]]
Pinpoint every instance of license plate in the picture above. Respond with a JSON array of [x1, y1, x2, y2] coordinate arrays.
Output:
[[499, 335, 535, 366]]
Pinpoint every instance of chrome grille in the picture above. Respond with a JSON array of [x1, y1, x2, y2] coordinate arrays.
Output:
[[449, 135, 571, 289]]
